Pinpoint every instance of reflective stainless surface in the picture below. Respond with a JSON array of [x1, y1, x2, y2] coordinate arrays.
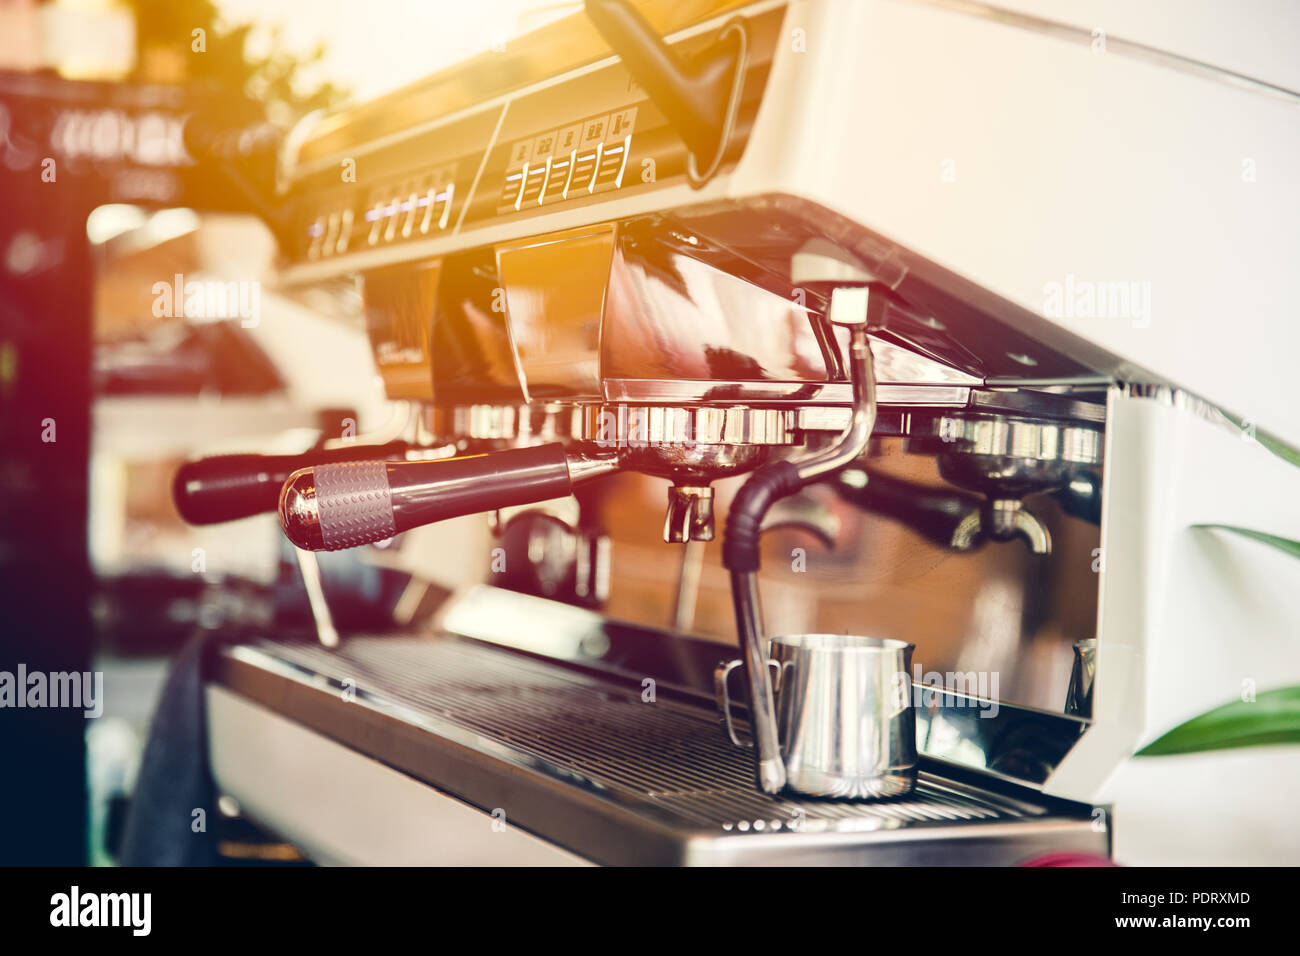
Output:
[[759, 493, 839, 550], [583, 403, 796, 447], [564, 453, 623, 484], [794, 324, 879, 483], [1066, 638, 1098, 719], [717, 635, 918, 799], [603, 227, 836, 390], [445, 403, 587, 446], [213, 629, 1108, 865], [728, 569, 785, 793], [916, 413, 1104, 467], [620, 440, 770, 483], [898, 412, 1104, 555], [605, 378, 971, 409], [443, 586, 1095, 791], [489, 508, 611, 609], [915, 687, 1090, 787], [495, 224, 616, 401], [664, 484, 715, 543], [773, 634, 918, 799], [451, 214, 1034, 412], [951, 498, 1052, 554]]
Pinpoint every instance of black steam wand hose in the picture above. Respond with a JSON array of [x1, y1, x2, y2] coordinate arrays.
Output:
[[721, 325, 878, 793]]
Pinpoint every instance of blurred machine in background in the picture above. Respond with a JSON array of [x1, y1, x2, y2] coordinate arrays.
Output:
[[0, 59, 285, 862]]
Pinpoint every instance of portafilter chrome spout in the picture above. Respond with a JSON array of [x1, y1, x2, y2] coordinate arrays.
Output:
[[721, 283, 881, 795]]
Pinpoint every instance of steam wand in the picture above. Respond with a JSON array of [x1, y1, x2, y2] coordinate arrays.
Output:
[[721, 285, 881, 794]]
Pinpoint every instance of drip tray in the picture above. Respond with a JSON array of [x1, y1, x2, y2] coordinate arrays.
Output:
[[211, 633, 1107, 865]]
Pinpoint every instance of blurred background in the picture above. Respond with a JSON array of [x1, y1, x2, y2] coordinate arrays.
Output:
[[0, 0, 579, 866]]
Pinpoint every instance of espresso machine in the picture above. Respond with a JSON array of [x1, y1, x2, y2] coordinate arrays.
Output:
[[182, 0, 1300, 865]]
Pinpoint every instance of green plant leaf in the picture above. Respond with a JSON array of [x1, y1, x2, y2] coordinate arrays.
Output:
[[1193, 524, 1300, 560], [1257, 431, 1300, 469], [1137, 687, 1300, 756]]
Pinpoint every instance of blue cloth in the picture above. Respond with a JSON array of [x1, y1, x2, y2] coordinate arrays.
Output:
[[119, 631, 225, 866]]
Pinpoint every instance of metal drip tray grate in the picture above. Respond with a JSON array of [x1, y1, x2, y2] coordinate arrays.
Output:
[[215, 634, 1101, 864]]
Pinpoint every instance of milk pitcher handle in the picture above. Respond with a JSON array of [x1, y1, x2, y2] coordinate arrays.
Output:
[[713, 658, 781, 749]]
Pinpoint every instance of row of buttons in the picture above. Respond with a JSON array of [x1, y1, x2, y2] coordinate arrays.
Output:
[[498, 107, 637, 213], [306, 165, 457, 260]]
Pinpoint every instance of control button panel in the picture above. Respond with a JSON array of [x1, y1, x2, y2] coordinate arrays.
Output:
[[496, 106, 637, 215], [287, 4, 784, 268], [305, 164, 457, 261]]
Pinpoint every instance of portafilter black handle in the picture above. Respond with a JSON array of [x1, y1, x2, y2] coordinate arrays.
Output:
[[279, 443, 616, 552], [173, 441, 409, 526]]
